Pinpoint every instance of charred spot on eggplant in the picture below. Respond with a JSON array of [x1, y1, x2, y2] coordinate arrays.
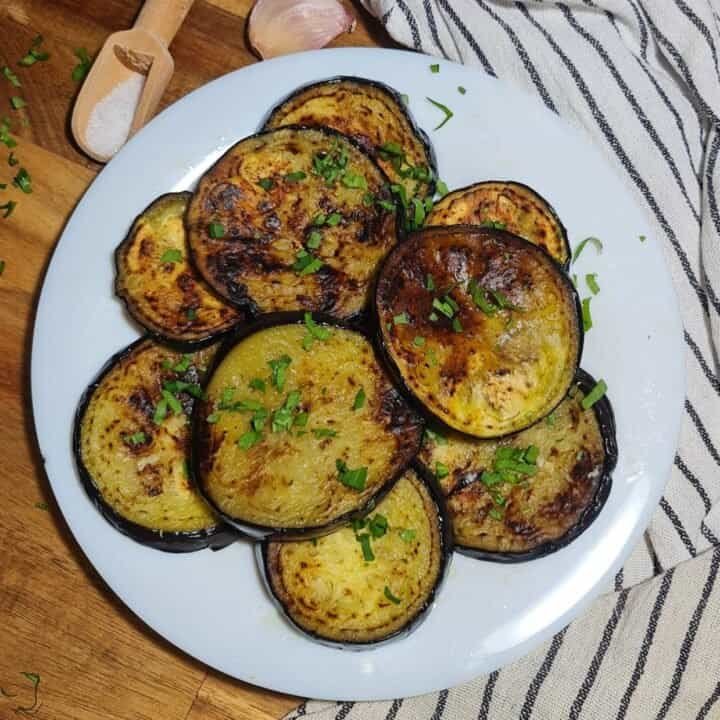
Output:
[[427, 181, 570, 268], [114, 193, 244, 347], [74, 338, 236, 552], [418, 370, 616, 560], [375, 225, 582, 438], [264, 77, 436, 202], [186, 126, 397, 319], [192, 315, 423, 539], [259, 467, 451, 646]]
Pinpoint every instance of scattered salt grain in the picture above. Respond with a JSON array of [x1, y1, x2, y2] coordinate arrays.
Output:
[[85, 72, 145, 159]]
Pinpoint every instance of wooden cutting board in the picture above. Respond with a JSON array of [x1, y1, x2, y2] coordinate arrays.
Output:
[[0, 2, 393, 718]]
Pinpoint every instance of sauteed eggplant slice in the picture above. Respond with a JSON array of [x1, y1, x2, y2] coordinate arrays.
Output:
[[74, 338, 234, 552], [427, 181, 570, 268], [418, 370, 616, 560], [186, 127, 397, 319], [115, 193, 243, 346], [375, 225, 582, 438], [260, 467, 451, 646], [193, 315, 423, 538], [264, 77, 436, 202]]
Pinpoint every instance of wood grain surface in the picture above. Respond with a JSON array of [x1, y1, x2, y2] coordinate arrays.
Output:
[[0, 2, 392, 718]]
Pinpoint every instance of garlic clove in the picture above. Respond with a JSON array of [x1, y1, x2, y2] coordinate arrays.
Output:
[[248, 0, 356, 60]]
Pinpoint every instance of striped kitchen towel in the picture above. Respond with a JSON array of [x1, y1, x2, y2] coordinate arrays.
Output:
[[282, 1, 720, 718]]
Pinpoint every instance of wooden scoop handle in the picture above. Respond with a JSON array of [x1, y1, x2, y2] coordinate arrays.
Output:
[[134, 0, 195, 48]]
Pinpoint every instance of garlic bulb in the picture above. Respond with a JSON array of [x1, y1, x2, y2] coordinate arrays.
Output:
[[248, 0, 356, 60]]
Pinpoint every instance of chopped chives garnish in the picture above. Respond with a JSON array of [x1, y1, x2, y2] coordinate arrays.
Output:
[[124, 431, 147, 446], [432, 296, 455, 318], [325, 212, 342, 226], [586, 273, 600, 295], [639, 235, 646, 242], [581, 379, 607, 410], [72, 48, 92, 82], [413, 336, 426, 347], [426, 96, 454, 130], [412, 196, 426, 227], [458, 86, 467, 94], [19, 36, 50, 66], [208, 221, 225, 238], [435, 179, 449, 198], [572, 236, 603, 263], [249, 378, 266, 392], [424, 427, 447, 445], [362, 191, 375, 206], [172, 355, 192, 373], [294, 411, 309, 428], [160, 248, 182, 264], [302, 311, 331, 350], [352, 387, 366, 411], [8, 151, 18, 166], [10, 96, 26, 110], [336, 459, 368, 491], [0, 201, 15, 218], [384, 586, 401, 604], [237, 430, 262, 450], [479, 219, 506, 230], [357, 533, 374, 561], [368, 513, 388, 538], [312, 212, 326, 226], [545, 411, 556, 426], [425, 274, 435, 291], [268, 354, 292, 390], [452, 316, 463, 333], [13, 167, 32, 194], [481, 444, 540, 487], [153, 398, 168, 425], [257, 177, 274, 190], [435, 462, 449, 479], [341, 172, 367, 189], [399, 528, 416, 542], [284, 170, 306, 182], [312, 427, 338, 438], [581, 296, 593, 332], [426, 348, 438, 366], [489, 508, 504, 521], [2, 66, 21, 87], [430, 63, 440, 73], [376, 198, 395, 211], [306, 230, 322, 249], [393, 311, 410, 325], [292, 249, 323, 275], [161, 389, 183, 415]]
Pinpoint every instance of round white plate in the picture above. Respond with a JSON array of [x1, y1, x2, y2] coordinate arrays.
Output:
[[31, 48, 684, 701]]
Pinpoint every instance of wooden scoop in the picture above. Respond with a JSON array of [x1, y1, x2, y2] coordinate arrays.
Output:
[[71, 0, 195, 163]]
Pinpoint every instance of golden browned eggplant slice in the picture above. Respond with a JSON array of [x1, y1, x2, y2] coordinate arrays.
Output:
[[260, 467, 451, 646], [186, 127, 397, 319], [427, 181, 570, 268], [375, 225, 582, 438], [418, 370, 616, 560], [74, 338, 235, 552], [264, 77, 436, 202], [115, 192, 243, 346], [192, 315, 423, 538]]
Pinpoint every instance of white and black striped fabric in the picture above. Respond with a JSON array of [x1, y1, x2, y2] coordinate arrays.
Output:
[[282, 1, 720, 718]]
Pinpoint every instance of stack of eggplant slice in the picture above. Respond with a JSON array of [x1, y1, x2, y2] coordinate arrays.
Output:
[[75, 76, 616, 647]]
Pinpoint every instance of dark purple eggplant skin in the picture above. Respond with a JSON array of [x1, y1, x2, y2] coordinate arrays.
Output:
[[261, 75, 438, 198], [73, 336, 240, 553], [372, 224, 585, 441], [190, 311, 425, 542], [183, 124, 399, 322], [255, 463, 453, 649], [451, 368, 617, 563], [114, 192, 246, 352]]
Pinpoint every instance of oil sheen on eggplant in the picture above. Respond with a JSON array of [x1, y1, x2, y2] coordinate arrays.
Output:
[[418, 371, 616, 558], [186, 127, 397, 319], [193, 319, 423, 536], [427, 181, 570, 267], [75, 338, 230, 551], [264, 77, 436, 201], [375, 225, 582, 438], [115, 193, 243, 345], [261, 468, 449, 645]]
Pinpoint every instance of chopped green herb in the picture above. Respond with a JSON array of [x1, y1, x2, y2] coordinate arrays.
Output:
[[413, 335, 426, 347], [10, 96, 26, 110], [124, 431, 147, 446], [426, 347, 438, 367], [0, 116, 17, 148], [357, 533, 374, 561], [153, 398, 168, 425], [424, 427, 447, 445], [161, 389, 183, 415], [284, 170, 307, 182], [160, 248, 182, 264], [171, 355, 192, 373], [206, 412, 220, 423], [362, 191, 375, 206], [399, 528, 416, 542], [208, 221, 225, 238], [312, 427, 338, 438], [545, 411, 557, 426], [72, 47, 92, 82], [8, 151, 18, 166], [458, 85, 467, 94], [34, 501, 48, 511], [307, 230, 322, 249], [376, 198, 395, 212], [430, 63, 440, 73], [0, 259, 5, 275], [341, 172, 367, 189], [393, 311, 410, 325], [412, 196, 426, 227], [581, 379, 607, 410], [435, 461, 449, 479], [336, 459, 368, 491], [312, 212, 327, 226], [481, 444, 539, 488], [249, 378, 266, 392], [237, 430, 262, 450], [19, 36, 50, 66], [435, 179, 449, 198], [2, 66, 21, 87], [432, 296, 455, 319], [312, 142, 349, 186], [384, 586, 401, 604], [425, 274, 436, 291], [325, 212, 342, 226], [258, 177, 274, 190], [293, 248, 323, 275], [352, 387, 366, 410], [302, 311, 331, 350], [268, 354, 292, 390], [13, 167, 32, 193], [186, 307, 197, 320], [368, 513, 389, 538], [581, 296, 593, 332], [489, 508, 504, 521], [639, 234, 646, 242], [452, 316, 463, 333], [586, 273, 600, 295], [426, 96, 454, 130], [572, 236, 603, 263], [480, 219, 506, 230]]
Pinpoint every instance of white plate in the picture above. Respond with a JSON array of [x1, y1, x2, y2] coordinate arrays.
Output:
[[31, 48, 684, 701]]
